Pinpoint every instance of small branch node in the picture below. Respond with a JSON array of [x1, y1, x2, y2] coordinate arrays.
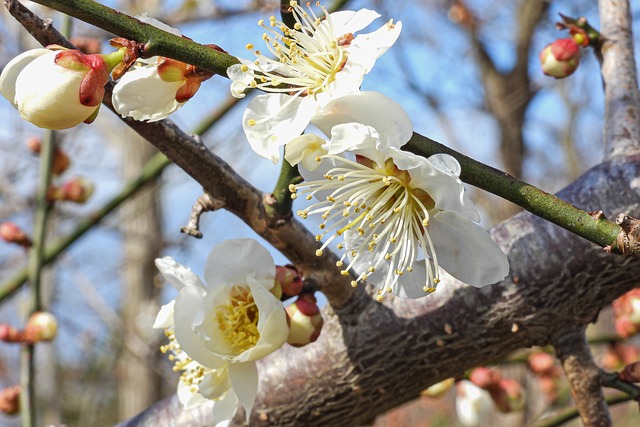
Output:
[[614, 214, 640, 256], [599, 369, 640, 401], [180, 192, 225, 239]]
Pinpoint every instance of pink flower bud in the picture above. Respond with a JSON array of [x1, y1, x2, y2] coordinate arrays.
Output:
[[469, 367, 500, 389], [0, 222, 31, 248], [0, 324, 22, 343], [275, 265, 303, 297], [0, 385, 20, 415], [24, 311, 58, 342], [285, 294, 323, 347], [492, 378, 525, 413], [0, 47, 111, 129], [51, 177, 95, 203], [619, 361, 640, 383], [528, 352, 556, 375], [25, 137, 70, 176], [539, 38, 581, 79], [612, 289, 640, 338]]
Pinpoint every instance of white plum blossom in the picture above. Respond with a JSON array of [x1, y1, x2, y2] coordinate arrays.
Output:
[[287, 93, 509, 299], [0, 47, 112, 130], [112, 15, 212, 122], [227, 1, 402, 163], [154, 239, 289, 419], [455, 381, 494, 426]]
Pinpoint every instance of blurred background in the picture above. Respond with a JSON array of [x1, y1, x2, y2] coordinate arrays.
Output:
[[0, 0, 639, 425]]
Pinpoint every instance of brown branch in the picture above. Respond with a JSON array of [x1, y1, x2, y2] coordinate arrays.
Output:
[[554, 329, 611, 427], [598, 0, 640, 158], [180, 191, 225, 239]]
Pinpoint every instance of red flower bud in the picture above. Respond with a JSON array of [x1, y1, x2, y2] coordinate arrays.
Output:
[[0, 324, 22, 343], [539, 38, 581, 78], [0, 222, 32, 248], [528, 352, 556, 375], [50, 177, 94, 203], [0, 385, 20, 415], [469, 367, 500, 389], [619, 361, 640, 383], [285, 294, 323, 347], [275, 265, 303, 297]]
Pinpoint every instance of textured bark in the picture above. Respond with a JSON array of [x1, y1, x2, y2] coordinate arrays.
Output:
[[554, 330, 611, 427], [117, 131, 163, 419]]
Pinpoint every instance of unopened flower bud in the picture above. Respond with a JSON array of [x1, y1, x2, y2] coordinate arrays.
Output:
[[619, 361, 640, 383], [421, 377, 455, 398], [0, 385, 20, 415], [492, 378, 525, 413], [285, 294, 323, 347], [469, 367, 500, 389], [26, 137, 70, 176], [528, 352, 556, 375], [0, 222, 32, 248], [51, 177, 94, 203], [539, 38, 581, 79], [0, 324, 22, 343], [275, 265, 303, 297], [612, 289, 640, 338], [24, 311, 58, 342]]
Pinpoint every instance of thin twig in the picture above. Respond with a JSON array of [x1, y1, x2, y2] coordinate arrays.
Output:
[[180, 192, 225, 239]]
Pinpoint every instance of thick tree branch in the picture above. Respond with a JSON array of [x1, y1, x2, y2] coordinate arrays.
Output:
[[598, 0, 640, 158], [553, 329, 611, 427]]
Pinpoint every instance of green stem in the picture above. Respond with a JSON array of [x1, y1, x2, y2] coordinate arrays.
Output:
[[20, 129, 55, 427], [29, 0, 239, 76], [533, 394, 631, 427], [0, 98, 240, 303], [266, 157, 302, 218], [405, 133, 622, 249]]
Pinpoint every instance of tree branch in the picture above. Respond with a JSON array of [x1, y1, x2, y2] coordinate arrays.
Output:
[[553, 329, 611, 427]]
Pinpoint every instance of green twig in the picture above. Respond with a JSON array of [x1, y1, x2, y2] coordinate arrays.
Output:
[[533, 394, 632, 427], [20, 129, 55, 427], [0, 98, 240, 303], [29, 0, 239, 76], [405, 133, 622, 250]]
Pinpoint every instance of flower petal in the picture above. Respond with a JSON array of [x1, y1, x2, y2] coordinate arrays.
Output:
[[0, 48, 50, 108], [112, 63, 184, 122], [352, 20, 403, 59], [153, 301, 175, 329], [155, 256, 206, 291], [228, 362, 259, 421], [174, 285, 228, 369], [284, 134, 327, 171], [243, 94, 316, 163], [428, 211, 509, 287], [211, 389, 239, 427], [203, 239, 275, 289], [312, 92, 412, 148], [328, 9, 381, 36]]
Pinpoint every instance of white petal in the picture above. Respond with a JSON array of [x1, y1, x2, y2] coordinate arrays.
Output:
[[199, 367, 232, 400], [0, 48, 50, 108], [177, 377, 209, 408], [428, 153, 461, 177], [14, 51, 97, 130], [174, 285, 228, 369], [393, 261, 433, 299], [112, 64, 184, 122], [284, 134, 327, 171], [227, 63, 255, 99], [228, 362, 259, 421], [136, 13, 182, 36], [428, 211, 509, 287], [328, 9, 381, 36], [352, 20, 403, 59], [243, 94, 316, 163], [211, 389, 239, 427], [155, 256, 207, 291], [327, 123, 382, 161], [153, 301, 175, 329], [236, 283, 288, 362], [203, 239, 274, 289], [312, 92, 412, 148]]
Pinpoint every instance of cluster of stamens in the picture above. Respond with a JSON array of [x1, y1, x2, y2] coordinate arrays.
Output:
[[243, 1, 350, 101], [291, 156, 441, 300], [160, 328, 207, 393], [216, 285, 260, 354]]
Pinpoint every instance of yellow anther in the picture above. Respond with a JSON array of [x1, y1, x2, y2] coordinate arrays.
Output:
[[315, 249, 323, 256]]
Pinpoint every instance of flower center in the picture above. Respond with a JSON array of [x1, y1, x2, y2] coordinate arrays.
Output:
[[216, 285, 260, 354], [244, 1, 350, 97], [291, 155, 441, 299]]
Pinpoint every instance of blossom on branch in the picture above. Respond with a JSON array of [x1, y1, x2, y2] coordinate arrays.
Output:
[[111, 16, 213, 122], [287, 93, 509, 299], [0, 47, 117, 130], [154, 239, 289, 420], [227, 1, 402, 163]]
